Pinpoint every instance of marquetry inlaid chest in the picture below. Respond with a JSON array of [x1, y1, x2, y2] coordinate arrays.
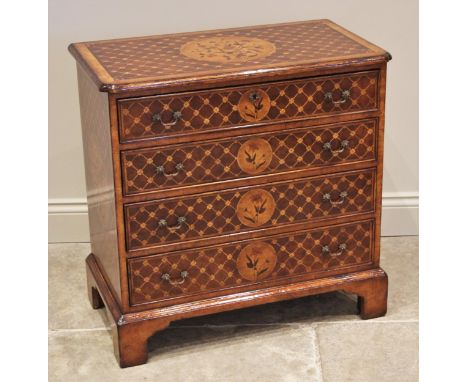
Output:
[[69, 19, 391, 367]]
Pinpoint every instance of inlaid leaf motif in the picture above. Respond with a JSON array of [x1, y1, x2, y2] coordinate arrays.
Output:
[[243, 207, 257, 224], [244, 149, 266, 169], [237, 242, 278, 282], [254, 158, 266, 169], [237, 189, 276, 227], [237, 138, 273, 174], [257, 267, 269, 276], [244, 94, 264, 120], [246, 254, 259, 270], [238, 89, 271, 122], [255, 198, 267, 216], [243, 106, 256, 120], [180, 36, 276, 64], [244, 150, 257, 165], [243, 196, 268, 224]]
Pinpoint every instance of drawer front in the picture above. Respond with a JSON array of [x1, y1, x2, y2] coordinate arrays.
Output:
[[128, 220, 374, 306], [125, 169, 375, 251], [118, 71, 379, 142], [122, 119, 377, 196]]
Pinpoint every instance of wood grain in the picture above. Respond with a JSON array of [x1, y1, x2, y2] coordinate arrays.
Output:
[[72, 19, 391, 367], [68, 19, 389, 93], [77, 65, 122, 305]]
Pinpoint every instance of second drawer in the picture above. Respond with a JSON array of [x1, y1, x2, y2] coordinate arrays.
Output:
[[121, 119, 377, 196], [125, 169, 375, 251]]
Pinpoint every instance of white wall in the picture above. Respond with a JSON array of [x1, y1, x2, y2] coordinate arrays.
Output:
[[48, 0, 418, 242]]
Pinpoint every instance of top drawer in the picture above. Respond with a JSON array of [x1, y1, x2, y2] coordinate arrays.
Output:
[[118, 71, 379, 143]]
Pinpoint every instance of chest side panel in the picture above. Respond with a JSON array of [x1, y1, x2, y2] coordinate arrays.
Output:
[[77, 65, 121, 303]]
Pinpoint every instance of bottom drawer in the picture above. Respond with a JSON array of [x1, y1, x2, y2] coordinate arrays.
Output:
[[128, 220, 374, 306]]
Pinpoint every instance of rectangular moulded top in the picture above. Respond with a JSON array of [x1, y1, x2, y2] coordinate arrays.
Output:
[[69, 19, 390, 93]]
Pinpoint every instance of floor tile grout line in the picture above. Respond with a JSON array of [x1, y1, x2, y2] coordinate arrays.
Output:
[[48, 318, 418, 335], [49, 327, 109, 335], [309, 318, 419, 325], [311, 326, 325, 382], [169, 319, 419, 329], [170, 323, 304, 328], [48, 323, 302, 334], [48, 242, 91, 245]]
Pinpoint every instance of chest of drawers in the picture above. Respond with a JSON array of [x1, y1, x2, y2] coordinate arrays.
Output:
[[69, 19, 391, 367]]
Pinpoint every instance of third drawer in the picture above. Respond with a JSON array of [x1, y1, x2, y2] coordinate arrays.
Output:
[[125, 168, 376, 252]]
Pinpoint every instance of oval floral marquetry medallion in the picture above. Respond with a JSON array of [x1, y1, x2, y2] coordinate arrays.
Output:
[[236, 189, 276, 227], [237, 138, 273, 174], [238, 89, 271, 122], [180, 36, 276, 64], [237, 242, 277, 281]]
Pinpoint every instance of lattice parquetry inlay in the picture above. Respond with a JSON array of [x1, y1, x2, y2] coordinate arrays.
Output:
[[118, 72, 378, 142], [128, 221, 374, 305], [121, 119, 377, 195], [125, 170, 375, 251], [87, 21, 373, 82]]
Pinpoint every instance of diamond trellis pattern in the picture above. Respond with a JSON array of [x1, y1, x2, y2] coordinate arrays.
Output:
[[125, 170, 375, 251], [117, 71, 378, 142], [121, 119, 377, 195], [128, 220, 373, 305], [86, 20, 374, 83], [69, 18, 391, 346]]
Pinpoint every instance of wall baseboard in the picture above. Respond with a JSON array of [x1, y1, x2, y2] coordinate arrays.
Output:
[[48, 193, 418, 243], [379, 192, 419, 236], [48, 198, 90, 243]]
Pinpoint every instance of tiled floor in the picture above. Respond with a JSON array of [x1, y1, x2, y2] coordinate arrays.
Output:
[[49, 237, 418, 382]]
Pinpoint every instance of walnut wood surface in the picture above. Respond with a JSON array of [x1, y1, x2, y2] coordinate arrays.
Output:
[[124, 169, 376, 253], [68, 19, 389, 93], [128, 220, 374, 306], [71, 19, 391, 367], [117, 71, 378, 143], [121, 118, 378, 198], [77, 65, 122, 304]]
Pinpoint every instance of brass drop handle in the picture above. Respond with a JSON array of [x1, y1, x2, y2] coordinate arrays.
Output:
[[322, 243, 347, 257], [324, 90, 350, 105], [158, 216, 187, 231], [152, 111, 182, 128], [323, 140, 349, 155], [161, 270, 189, 285], [156, 163, 184, 177], [323, 191, 348, 206]]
